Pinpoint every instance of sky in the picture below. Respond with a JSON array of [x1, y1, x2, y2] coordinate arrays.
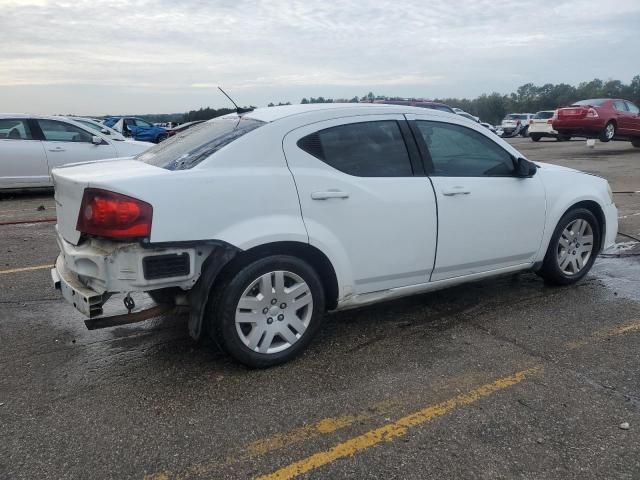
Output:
[[1, 0, 639, 115]]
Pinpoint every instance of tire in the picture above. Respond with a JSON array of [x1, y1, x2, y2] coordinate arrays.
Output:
[[557, 133, 571, 142], [537, 208, 600, 286], [599, 121, 615, 142], [632, 138, 640, 148], [148, 287, 180, 305], [208, 255, 325, 368], [156, 134, 168, 143], [530, 134, 541, 142], [520, 126, 529, 137]]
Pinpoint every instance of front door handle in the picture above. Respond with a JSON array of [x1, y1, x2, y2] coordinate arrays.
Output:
[[442, 187, 471, 196], [48, 147, 65, 152], [311, 190, 350, 200]]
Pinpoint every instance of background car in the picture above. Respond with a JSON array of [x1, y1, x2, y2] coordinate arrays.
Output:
[[454, 110, 497, 134], [167, 120, 205, 137], [51, 103, 617, 368], [0, 114, 152, 189], [553, 98, 640, 145], [67, 117, 128, 140], [103, 116, 168, 143], [528, 110, 562, 141], [500, 113, 535, 137]]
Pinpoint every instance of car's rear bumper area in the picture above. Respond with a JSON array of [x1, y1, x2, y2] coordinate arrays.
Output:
[[553, 118, 606, 137], [52, 227, 214, 317]]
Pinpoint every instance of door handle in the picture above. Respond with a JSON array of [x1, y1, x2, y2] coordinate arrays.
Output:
[[48, 148, 65, 152], [311, 190, 350, 200], [442, 187, 471, 196]]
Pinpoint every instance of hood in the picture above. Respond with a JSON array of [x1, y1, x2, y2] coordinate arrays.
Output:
[[534, 162, 580, 173]]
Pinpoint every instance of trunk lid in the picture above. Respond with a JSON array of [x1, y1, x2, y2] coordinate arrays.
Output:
[[557, 106, 588, 119], [53, 158, 166, 245]]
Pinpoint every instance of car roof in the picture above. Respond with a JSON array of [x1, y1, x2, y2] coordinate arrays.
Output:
[[239, 103, 461, 123]]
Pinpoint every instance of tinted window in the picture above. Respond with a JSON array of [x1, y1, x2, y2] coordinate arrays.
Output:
[[136, 116, 264, 170], [533, 111, 555, 119], [297, 121, 412, 177], [415, 121, 514, 177], [37, 119, 93, 142], [505, 114, 529, 120], [625, 102, 639, 114], [0, 119, 33, 140], [613, 100, 628, 112], [135, 119, 153, 128]]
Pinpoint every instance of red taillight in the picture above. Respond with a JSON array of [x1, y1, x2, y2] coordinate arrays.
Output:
[[76, 188, 152, 239], [586, 108, 599, 118]]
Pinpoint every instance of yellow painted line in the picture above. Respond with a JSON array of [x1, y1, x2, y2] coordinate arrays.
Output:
[[565, 320, 640, 350], [0, 264, 52, 275], [257, 366, 543, 480]]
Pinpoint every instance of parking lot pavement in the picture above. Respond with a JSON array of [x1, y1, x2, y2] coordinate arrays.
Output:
[[1, 139, 639, 480]]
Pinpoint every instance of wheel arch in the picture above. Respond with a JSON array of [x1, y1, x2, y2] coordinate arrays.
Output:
[[561, 200, 606, 252], [216, 241, 340, 311]]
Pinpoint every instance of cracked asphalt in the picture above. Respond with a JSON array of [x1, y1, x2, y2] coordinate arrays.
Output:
[[1, 138, 639, 479]]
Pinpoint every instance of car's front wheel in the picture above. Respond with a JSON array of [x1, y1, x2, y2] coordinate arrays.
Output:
[[538, 208, 600, 285], [599, 122, 615, 142], [530, 134, 541, 142], [208, 255, 325, 368]]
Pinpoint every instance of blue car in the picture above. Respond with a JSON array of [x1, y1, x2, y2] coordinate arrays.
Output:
[[102, 117, 167, 143]]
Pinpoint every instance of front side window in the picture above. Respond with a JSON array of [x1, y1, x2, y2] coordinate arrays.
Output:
[[37, 119, 93, 143], [297, 121, 412, 177], [0, 119, 33, 140], [134, 119, 153, 128], [136, 116, 265, 170], [415, 121, 515, 177]]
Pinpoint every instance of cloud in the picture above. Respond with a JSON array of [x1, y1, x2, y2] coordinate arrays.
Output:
[[0, 0, 638, 114]]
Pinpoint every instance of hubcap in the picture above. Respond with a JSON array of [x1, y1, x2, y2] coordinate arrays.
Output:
[[556, 218, 594, 275], [235, 271, 313, 354], [606, 124, 615, 139]]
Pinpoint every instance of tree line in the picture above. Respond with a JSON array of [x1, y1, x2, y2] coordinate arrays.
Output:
[[178, 76, 640, 125]]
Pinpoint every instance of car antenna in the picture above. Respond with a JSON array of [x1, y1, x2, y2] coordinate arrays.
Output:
[[218, 87, 253, 114]]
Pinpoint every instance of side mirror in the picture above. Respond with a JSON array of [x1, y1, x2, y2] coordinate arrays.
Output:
[[91, 135, 103, 145], [100, 128, 111, 135], [514, 157, 537, 177]]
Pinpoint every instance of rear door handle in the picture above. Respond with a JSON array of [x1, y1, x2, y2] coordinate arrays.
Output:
[[311, 190, 350, 200], [442, 187, 471, 196]]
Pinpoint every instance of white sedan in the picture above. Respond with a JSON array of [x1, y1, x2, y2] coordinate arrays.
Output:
[[0, 114, 152, 190], [51, 104, 618, 367]]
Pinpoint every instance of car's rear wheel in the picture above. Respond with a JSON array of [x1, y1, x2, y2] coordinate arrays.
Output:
[[537, 208, 600, 286], [530, 134, 541, 142], [632, 138, 640, 148], [599, 122, 615, 142], [208, 255, 325, 368]]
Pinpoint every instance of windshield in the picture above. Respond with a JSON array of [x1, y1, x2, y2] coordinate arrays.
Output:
[[136, 116, 265, 170], [533, 111, 555, 119], [573, 99, 608, 106]]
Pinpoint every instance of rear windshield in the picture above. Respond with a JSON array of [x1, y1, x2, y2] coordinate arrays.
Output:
[[572, 99, 608, 106], [505, 114, 529, 120], [136, 116, 265, 170], [533, 111, 554, 119]]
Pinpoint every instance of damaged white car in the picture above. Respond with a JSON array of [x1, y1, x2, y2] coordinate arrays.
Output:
[[51, 104, 618, 367]]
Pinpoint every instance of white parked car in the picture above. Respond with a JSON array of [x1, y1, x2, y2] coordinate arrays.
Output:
[[529, 110, 562, 142], [0, 114, 152, 190], [501, 113, 535, 137], [51, 104, 618, 367]]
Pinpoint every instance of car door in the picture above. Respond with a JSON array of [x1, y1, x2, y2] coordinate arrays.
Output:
[[35, 119, 118, 170], [407, 115, 546, 282], [625, 101, 640, 136], [612, 100, 632, 135], [283, 115, 438, 294], [0, 118, 49, 188]]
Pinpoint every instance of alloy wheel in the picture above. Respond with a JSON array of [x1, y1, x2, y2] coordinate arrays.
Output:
[[605, 123, 615, 140], [235, 271, 313, 354], [556, 218, 594, 275]]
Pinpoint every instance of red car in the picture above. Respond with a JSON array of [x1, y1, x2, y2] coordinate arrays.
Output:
[[553, 98, 640, 146]]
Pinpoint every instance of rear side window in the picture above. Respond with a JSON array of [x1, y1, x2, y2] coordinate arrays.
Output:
[[0, 119, 33, 140], [415, 121, 514, 177], [297, 121, 412, 177], [613, 100, 628, 112], [627, 102, 640, 114], [137, 116, 265, 170]]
